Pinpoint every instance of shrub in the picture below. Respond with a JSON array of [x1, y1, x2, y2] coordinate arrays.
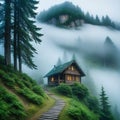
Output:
[[71, 83, 89, 100], [18, 87, 43, 105], [21, 73, 37, 86], [0, 61, 47, 119], [56, 83, 72, 97], [67, 100, 98, 120], [0, 87, 26, 120], [16, 80, 25, 88], [32, 85, 45, 97], [0, 100, 10, 120], [9, 100, 26, 120], [22, 80, 32, 88], [0, 70, 15, 87], [85, 96, 100, 114]]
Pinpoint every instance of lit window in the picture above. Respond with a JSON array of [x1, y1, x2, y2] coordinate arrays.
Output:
[[51, 77, 54, 82], [67, 75, 69, 80], [67, 75, 72, 81], [71, 66, 74, 71], [68, 66, 74, 71]]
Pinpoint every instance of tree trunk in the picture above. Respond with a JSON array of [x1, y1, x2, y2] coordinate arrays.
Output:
[[4, 0, 11, 65], [18, 35, 22, 73], [18, 0, 22, 73], [13, 0, 17, 70]]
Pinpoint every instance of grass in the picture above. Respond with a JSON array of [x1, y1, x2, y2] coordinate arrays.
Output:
[[58, 96, 72, 120], [1, 82, 55, 120], [50, 87, 99, 120], [28, 94, 55, 120], [0, 67, 46, 104], [0, 58, 49, 119]]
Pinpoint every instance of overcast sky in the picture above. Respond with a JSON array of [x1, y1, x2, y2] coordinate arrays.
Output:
[[37, 0, 120, 22]]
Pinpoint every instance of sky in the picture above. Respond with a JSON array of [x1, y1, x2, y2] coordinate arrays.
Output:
[[37, 0, 120, 22]]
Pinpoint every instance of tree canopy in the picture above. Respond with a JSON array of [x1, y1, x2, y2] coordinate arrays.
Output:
[[0, 0, 43, 72], [37, 1, 120, 30], [100, 86, 114, 120]]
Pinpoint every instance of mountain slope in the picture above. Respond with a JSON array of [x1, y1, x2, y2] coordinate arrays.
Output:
[[51, 83, 100, 120], [0, 55, 47, 120], [37, 1, 119, 30]]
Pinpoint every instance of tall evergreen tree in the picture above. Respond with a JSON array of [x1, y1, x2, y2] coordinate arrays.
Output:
[[18, 0, 42, 72], [95, 15, 101, 25], [0, 2, 4, 41], [56, 57, 62, 66], [4, 0, 11, 65], [72, 53, 76, 60], [113, 105, 120, 120], [0, 0, 42, 72], [12, 0, 43, 72], [13, 0, 18, 70], [99, 86, 114, 120], [103, 36, 118, 68]]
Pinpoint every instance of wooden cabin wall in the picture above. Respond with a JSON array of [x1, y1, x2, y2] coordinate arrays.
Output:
[[48, 75, 59, 86], [47, 63, 83, 86]]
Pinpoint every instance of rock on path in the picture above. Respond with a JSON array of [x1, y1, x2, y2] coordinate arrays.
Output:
[[38, 95, 65, 120]]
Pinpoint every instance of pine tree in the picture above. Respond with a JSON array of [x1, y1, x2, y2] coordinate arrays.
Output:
[[99, 86, 114, 120], [72, 53, 76, 60], [0, 2, 4, 41], [113, 105, 120, 120], [62, 51, 68, 63], [0, 2, 4, 23], [103, 36, 118, 68], [12, 0, 43, 72], [56, 57, 62, 66], [13, 0, 17, 70], [19, 0, 42, 72], [4, 0, 11, 65], [0, 0, 42, 72], [95, 15, 100, 25]]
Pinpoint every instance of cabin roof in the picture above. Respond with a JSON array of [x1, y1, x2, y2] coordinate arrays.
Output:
[[44, 60, 85, 77]]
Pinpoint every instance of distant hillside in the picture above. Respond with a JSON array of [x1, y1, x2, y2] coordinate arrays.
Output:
[[0, 55, 47, 120], [37, 1, 120, 30]]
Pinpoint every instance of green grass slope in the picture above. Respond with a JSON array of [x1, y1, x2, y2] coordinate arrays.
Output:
[[0, 57, 47, 120], [51, 83, 100, 120]]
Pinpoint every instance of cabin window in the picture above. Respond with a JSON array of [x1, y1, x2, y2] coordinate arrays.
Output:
[[66, 75, 80, 81], [67, 75, 72, 81], [51, 77, 54, 82], [71, 66, 74, 71], [68, 66, 74, 71]]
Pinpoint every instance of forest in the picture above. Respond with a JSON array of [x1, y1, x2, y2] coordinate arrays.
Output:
[[37, 1, 120, 29]]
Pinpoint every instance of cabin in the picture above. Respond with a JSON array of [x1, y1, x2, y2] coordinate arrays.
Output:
[[44, 60, 85, 86]]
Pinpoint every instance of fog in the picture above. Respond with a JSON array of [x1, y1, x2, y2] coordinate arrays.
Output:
[[23, 22, 120, 112], [90, 69, 120, 110]]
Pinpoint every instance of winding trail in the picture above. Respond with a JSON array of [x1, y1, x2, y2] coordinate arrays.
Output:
[[38, 94, 65, 120]]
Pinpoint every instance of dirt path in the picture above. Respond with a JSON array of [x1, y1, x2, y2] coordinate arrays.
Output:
[[38, 94, 65, 120]]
